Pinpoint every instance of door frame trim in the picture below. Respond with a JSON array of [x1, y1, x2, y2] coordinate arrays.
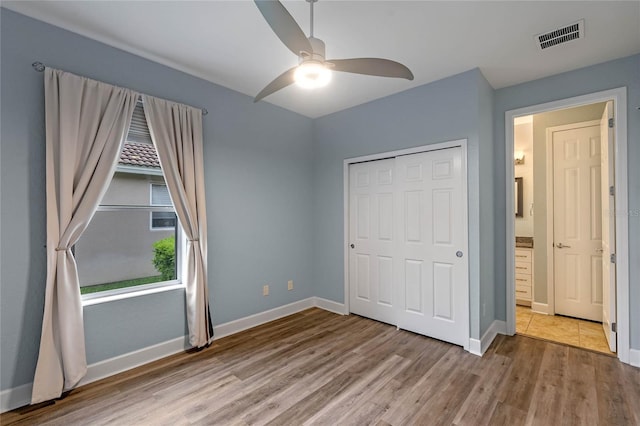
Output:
[[505, 87, 629, 364], [545, 119, 602, 317], [343, 139, 470, 350]]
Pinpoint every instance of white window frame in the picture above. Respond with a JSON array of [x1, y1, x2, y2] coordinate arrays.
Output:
[[80, 169, 185, 305]]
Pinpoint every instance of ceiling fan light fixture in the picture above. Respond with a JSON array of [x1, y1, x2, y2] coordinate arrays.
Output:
[[294, 61, 332, 89]]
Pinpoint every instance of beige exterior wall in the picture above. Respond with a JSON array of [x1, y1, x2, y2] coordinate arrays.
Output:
[[75, 170, 174, 286]]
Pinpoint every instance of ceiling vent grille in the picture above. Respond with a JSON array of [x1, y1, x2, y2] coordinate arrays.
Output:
[[535, 20, 584, 50]]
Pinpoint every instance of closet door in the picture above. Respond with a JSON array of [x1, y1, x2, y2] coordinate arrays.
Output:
[[349, 158, 396, 325], [395, 147, 468, 346]]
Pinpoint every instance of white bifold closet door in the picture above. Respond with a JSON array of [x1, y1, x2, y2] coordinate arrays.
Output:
[[349, 158, 397, 326], [349, 147, 467, 347]]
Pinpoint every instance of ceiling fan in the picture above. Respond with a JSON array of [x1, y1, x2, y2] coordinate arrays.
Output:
[[253, 0, 414, 102]]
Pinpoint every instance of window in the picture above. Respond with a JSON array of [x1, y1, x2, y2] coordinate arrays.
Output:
[[75, 102, 182, 297], [150, 184, 177, 230]]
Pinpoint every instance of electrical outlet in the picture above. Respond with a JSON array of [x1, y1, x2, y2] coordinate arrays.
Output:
[[263, 285, 269, 296], [288, 280, 294, 291]]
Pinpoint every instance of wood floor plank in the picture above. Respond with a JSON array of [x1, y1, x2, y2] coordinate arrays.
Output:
[[592, 349, 637, 425], [380, 346, 469, 424], [496, 335, 546, 412], [453, 352, 513, 426], [523, 343, 568, 426], [303, 354, 412, 425], [559, 348, 600, 425], [488, 401, 528, 425], [1, 309, 638, 426]]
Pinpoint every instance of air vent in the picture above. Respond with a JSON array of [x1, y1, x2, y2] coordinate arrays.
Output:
[[535, 20, 584, 50]]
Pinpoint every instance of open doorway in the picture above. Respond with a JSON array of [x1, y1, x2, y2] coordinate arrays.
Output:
[[505, 88, 630, 364]]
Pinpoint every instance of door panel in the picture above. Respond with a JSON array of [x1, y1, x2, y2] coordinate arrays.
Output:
[[553, 124, 603, 321], [378, 256, 393, 305], [433, 262, 453, 320], [349, 159, 396, 325], [600, 101, 617, 351], [395, 147, 467, 346], [405, 259, 423, 313]]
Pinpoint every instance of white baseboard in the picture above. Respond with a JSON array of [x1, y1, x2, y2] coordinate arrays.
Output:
[[313, 297, 347, 315], [0, 383, 32, 414], [469, 320, 507, 357], [531, 302, 550, 315], [212, 298, 315, 340], [78, 336, 189, 387], [630, 349, 640, 368], [1, 296, 337, 413]]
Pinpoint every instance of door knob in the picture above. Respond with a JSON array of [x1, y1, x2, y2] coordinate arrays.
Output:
[[556, 242, 571, 249], [350, 244, 355, 249], [596, 248, 604, 253], [456, 251, 463, 258]]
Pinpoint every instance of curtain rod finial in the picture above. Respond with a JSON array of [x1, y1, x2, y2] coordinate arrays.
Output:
[[32, 62, 45, 72], [202, 108, 208, 116]]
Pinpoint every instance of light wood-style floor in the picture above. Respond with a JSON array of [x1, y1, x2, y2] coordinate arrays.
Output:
[[3, 308, 639, 425]]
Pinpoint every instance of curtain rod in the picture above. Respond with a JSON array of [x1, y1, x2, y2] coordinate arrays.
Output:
[[32, 62, 208, 116]]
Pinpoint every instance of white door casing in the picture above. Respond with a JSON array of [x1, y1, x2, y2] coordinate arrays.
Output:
[[395, 147, 467, 346], [349, 158, 397, 325], [552, 122, 603, 322], [505, 88, 629, 365], [348, 145, 468, 348], [600, 101, 617, 352]]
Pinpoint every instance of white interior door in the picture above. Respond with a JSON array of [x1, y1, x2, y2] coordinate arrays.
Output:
[[349, 158, 396, 325], [394, 147, 467, 346], [600, 101, 617, 351], [553, 123, 603, 322]]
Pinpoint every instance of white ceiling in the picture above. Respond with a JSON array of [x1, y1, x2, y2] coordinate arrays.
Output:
[[4, 1, 640, 118]]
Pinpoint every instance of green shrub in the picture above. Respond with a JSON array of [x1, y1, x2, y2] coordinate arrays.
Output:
[[152, 236, 176, 281]]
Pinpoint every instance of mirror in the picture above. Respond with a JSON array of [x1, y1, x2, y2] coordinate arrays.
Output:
[[515, 177, 523, 217]]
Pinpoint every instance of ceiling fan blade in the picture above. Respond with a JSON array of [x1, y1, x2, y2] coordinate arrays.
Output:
[[254, 67, 297, 102], [254, 0, 312, 56], [328, 58, 414, 80]]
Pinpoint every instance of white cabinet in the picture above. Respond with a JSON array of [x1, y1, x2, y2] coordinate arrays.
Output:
[[515, 248, 533, 305]]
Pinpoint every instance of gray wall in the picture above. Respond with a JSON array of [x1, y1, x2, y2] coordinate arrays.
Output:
[[312, 68, 497, 340], [493, 54, 640, 349], [531, 103, 606, 304], [76, 172, 173, 286], [0, 9, 314, 391]]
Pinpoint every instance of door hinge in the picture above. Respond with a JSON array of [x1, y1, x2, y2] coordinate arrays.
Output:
[[612, 322, 617, 333], [609, 186, 615, 196], [608, 118, 614, 128], [610, 253, 616, 264]]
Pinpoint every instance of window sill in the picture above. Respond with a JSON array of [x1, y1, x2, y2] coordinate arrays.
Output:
[[82, 283, 185, 307]]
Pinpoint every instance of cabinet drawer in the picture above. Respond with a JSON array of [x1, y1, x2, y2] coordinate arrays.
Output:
[[515, 261, 532, 275], [515, 249, 532, 263], [515, 284, 532, 301], [515, 273, 531, 286]]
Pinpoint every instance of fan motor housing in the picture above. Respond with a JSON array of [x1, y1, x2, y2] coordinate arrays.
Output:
[[301, 37, 326, 63]]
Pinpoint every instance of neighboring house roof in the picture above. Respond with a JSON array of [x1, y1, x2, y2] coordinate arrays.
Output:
[[119, 141, 160, 169]]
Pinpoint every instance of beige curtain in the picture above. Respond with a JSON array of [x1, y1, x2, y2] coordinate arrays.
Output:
[[32, 68, 138, 404], [142, 95, 213, 348]]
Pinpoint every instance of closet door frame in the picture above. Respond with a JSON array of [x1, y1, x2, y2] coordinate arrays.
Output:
[[343, 138, 470, 351]]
